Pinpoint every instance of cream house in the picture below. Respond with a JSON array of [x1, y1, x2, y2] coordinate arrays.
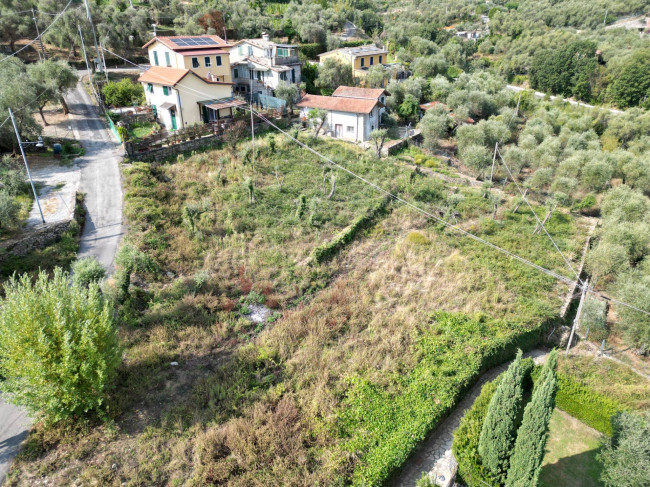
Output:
[[318, 45, 409, 86], [143, 35, 233, 82], [138, 66, 244, 131], [296, 92, 384, 142], [228, 33, 302, 99]]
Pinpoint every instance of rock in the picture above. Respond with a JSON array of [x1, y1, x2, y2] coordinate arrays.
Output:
[[244, 303, 271, 324], [170, 361, 179, 366], [166, 271, 175, 279]]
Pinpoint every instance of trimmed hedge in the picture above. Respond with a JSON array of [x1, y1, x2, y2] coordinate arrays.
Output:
[[454, 360, 624, 486], [337, 313, 548, 486], [310, 197, 389, 264], [298, 43, 326, 59]]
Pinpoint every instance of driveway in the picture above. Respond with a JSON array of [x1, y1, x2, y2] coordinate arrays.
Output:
[[506, 85, 623, 114], [68, 76, 125, 273], [0, 76, 125, 484]]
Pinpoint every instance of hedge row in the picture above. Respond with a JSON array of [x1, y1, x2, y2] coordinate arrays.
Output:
[[454, 360, 624, 486], [310, 197, 389, 264], [298, 43, 326, 59], [338, 313, 548, 486]]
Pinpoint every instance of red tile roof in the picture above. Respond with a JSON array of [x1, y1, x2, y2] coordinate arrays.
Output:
[[332, 86, 390, 99], [138, 66, 190, 86], [296, 94, 381, 114], [143, 35, 230, 51]]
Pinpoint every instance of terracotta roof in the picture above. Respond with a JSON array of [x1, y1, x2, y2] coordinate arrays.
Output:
[[332, 86, 389, 100], [138, 66, 234, 86], [419, 101, 449, 111], [296, 94, 381, 114], [138, 66, 190, 86], [143, 35, 230, 51]]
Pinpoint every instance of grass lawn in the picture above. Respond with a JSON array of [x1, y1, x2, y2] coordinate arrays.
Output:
[[540, 409, 604, 487], [128, 121, 158, 140]]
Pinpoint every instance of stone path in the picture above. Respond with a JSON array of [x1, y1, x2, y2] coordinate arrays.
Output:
[[393, 349, 548, 487]]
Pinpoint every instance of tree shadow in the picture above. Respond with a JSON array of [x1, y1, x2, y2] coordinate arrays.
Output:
[[539, 448, 604, 487]]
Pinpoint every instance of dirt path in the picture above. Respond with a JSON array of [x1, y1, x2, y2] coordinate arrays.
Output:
[[393, 349, 549, 487]]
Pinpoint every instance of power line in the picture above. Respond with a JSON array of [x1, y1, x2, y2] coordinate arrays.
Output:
[[101, 48, 650, 318], [0, 0, 75, 64]]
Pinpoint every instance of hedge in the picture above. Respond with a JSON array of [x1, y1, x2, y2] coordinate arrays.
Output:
[[454, 359, 624, 486], [338, 313, 548, 486], [298, 43, 326, 59], [310, 197, 389, 264]]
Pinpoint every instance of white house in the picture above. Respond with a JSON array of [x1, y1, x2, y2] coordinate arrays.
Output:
[[296, 92, 384, 142], [228, 33, 301, 99], [138, 66, 244, 131], [332, 86, 390, 120]]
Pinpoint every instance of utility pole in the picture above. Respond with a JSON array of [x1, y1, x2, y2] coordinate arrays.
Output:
[[83, 0, 103, 74], [603, 9, 608, 25], [489, 142, 498, 182], [248, 61, 256, 184], [31, 8, 46, 61], [566, 279, 589, 357], [99, 40, 109, 82], [8, 108, 45, 225]]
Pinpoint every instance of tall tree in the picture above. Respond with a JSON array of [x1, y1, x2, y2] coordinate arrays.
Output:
[[0, 0, 36, 52], [478, 350, 525, 483], [315, 58, 353, 95], [505, 350, 558, 487], [0, 57, 40, 152], [27, 59, 78, 122]]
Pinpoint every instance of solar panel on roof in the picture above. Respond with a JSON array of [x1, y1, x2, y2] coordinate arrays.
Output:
[[170, 37, 218, 47]]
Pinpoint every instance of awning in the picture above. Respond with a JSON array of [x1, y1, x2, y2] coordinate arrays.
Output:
[[159, 102, 176, 110], [201, 98, 247, 111]]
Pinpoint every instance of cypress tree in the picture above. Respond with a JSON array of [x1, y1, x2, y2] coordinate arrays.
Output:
[[478, 349, 525, 483], [505, 349, 559, 487]]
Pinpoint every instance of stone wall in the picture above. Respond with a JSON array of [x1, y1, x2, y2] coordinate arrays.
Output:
[[126, 134, 222, 162], [0, 220, 72, 259]]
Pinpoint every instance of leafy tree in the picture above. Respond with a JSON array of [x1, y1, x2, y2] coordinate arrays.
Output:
[[308, 108, 328, 137], [411, 54, 448, 79], [398, 94, 420, 122], [27, 60, 78, 121], [275, 82, 299, 115], [461, 144, 492, 178], [598, 411, 650, 487], [369, 129, 388, 158], [478, 350, 525, 483], [71, 256, 106, 288], [0, 269, 121, 424], [607, 50, 650, 109], [418, 106, 452, 150], [586, 242, 630, 278], [102, 78, 145, 107], [0, 57, 40, 152], [614, 271, 650, 355], [601, 185, 649, 224], [365, 65, 388, 89], [114, 241, 157, 302], [0, 0, 35, 52], [315, 58, 353, 95], [505, 350, 558, 487]]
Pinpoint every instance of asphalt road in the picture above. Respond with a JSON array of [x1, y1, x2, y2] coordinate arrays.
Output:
[[0, 77, 124, 484], [69, 78, 125, 273]]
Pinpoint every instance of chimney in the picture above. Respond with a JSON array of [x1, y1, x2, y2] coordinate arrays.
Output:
[[262, 32, 270, 41]]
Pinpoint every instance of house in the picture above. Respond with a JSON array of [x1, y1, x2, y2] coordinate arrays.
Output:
[[332, 86, 390, 120], [138, 66, 245, 131], [143, 35, 232, 82], [318, 45, 409, 85], [228, 33, 301, 99], [296, 91, 385, 142]]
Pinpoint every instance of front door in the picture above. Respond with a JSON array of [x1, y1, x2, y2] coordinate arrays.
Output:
[[170, 109, 177, 130], [335, 124, 342, 138]]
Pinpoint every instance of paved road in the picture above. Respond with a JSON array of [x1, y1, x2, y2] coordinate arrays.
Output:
[[506, 85, 623, 114], [0, 77, 124, 484], [68, 77, 125, 273]]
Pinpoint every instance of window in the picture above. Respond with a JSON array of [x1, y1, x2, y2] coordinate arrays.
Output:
[[147, 83, 153, 93], [347, 126, 354, 133], [216, 55, 222, 66], [360, 57, 365, 67], [248, 46, 253, 55], [370, 56, 374, 66], [234, 68, 239, 78], [291, 68, 295, 83], [238, 45, 243, 55], [280, 71, 287, 81], [164, 51, 171, 67], [204, 56, 211, 67], [191, 57, 199, 68], [379, 55, 383, 64], [153, 51, 159, 66], [371, 125, 374, 131], [277, 47, 289, 57], [380, 96, 385, 103], [163, 86, 170, 96], [256, 70, 262, 81]]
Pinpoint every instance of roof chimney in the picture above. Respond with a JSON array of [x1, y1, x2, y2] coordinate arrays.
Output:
[[262, 32, 270, 41]]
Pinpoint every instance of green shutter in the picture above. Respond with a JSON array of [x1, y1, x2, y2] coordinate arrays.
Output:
[[165, 52, 171, 66], [153, 51, 159, 66], [163, 86, 169, 96]]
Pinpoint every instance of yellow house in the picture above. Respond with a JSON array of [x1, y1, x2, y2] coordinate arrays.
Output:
[[143, 35, 233, 83], [318, 45, 388, 79]]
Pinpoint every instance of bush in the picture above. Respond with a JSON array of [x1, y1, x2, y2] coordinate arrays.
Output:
[[0, 189, 20, 230], [102, 78, 145, 107], [71, 256, 107, 288], [0, 269, 121, 424]]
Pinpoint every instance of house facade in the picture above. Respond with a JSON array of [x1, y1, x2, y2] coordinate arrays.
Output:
[[143, 35, 233, 82], [318, 45, 409, 86], [332, 86, 389, 120], [296, 92, 384, 142], [138, 66, 244, 131], [228, 33, 302, 99]]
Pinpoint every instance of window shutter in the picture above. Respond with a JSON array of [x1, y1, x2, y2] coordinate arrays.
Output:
[[163, 86, 169, 96]]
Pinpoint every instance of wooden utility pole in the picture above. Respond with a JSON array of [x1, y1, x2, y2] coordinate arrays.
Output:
[[489, 142, 498, 182], [533, 204, 554, 234], [566, 279, 589, 357]]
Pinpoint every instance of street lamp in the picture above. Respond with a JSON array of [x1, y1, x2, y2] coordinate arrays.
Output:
[[8, 109, 45, 224]]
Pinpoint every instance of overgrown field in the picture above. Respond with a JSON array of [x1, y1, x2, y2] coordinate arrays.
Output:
[[8, 133, 592, 486]]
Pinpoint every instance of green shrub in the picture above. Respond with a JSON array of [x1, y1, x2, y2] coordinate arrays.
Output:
[[298, 43, 325, 59], [406, 231, 430, 245], [310, 197, 388, 264], [0, 269, 121, 424], [71, 256, 106, 288], [102, 78, 145, 107]]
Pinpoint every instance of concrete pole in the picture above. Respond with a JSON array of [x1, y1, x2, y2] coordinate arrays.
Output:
[[8, 108, 45, 225], [566, 279, 589, 357]]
